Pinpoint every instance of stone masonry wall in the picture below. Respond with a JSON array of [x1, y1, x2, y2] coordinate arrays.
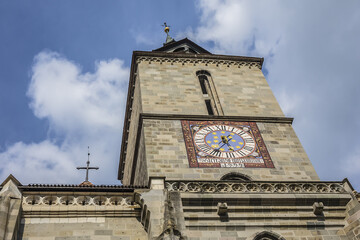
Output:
[[140, 119, 319, 181], [138, 59, 284, 117], [133, 128, 148, 186], [123, 73, 143, 186], [19, 217, 147, 240]]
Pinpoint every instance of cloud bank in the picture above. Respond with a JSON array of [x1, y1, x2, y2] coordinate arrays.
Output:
[[189, 0, 360, 189], [0, 51, 129, 184]]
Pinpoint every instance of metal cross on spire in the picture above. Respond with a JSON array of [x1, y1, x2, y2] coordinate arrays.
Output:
[[76, 147, 99, 185]]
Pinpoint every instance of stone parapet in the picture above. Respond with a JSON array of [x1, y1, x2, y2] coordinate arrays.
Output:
[[166, 180, 347, 194], [22, 193, 135, 206]]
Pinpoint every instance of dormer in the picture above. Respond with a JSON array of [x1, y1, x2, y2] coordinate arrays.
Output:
[[153, 38, 212, 54]]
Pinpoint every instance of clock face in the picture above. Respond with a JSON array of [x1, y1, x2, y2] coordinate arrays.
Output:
[[193, 125, 257, 159], [181, 120, 274, 168]]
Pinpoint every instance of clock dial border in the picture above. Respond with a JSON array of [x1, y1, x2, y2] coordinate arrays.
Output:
[[181, 120, 274, 168]]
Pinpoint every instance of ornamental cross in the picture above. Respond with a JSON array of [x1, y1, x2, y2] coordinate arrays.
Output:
[[76, 147, 99, 182]]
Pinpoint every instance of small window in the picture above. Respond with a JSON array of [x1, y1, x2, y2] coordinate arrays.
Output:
[[198, 75, 208, 94], [196, 70, 223, 116], [205, 100, 214, 115]]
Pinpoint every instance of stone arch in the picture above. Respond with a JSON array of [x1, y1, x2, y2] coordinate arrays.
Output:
[[252, 231, 285, 240], [220, 172, 252, 181], [196, 70, 211, 76]]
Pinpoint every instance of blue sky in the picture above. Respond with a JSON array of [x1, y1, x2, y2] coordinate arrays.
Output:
[[0, 0, 359, 190]]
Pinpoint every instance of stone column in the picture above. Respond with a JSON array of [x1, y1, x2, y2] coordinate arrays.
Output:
[[139, 177, 167, 239]]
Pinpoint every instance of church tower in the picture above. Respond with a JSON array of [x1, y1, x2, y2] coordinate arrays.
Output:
[[118, 34, 319, 186]]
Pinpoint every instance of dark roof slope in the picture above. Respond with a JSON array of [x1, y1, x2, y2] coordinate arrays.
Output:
[[153, 38, 211, 54]]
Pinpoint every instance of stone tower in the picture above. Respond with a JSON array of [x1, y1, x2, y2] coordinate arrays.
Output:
[[118, 37, 318, 186]]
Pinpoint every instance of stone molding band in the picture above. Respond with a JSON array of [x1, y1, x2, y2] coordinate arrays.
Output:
[[141, 113, 294, 124], [22, 195, 135, 206], [165, 181, 346, 194], [136, 56, 262, 69]]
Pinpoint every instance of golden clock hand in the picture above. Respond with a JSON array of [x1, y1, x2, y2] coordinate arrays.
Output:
[[216, 142, 226, 151], [221, 135, 228, 143], [226, 143, 235, 151]]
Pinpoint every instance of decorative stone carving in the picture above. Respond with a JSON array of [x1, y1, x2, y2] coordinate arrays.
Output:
[[313, 202, 324, 215], [165, 181, 346, 194], [136, 56, 262, 69], [217, 202, 228, 215], [22, 194, 134, 206]]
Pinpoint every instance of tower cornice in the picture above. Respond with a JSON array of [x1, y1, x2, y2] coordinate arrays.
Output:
[[133, 51, 264, 69]]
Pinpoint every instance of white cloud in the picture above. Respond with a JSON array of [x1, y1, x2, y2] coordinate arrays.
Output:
[[0, 51, 129, 185], [191, 0, 360, 189], [0, 141, 75, 184]]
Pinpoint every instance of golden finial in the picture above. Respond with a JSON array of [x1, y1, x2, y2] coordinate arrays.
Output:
[[163, 22, 170, 33], [162, 22, 174, 44]]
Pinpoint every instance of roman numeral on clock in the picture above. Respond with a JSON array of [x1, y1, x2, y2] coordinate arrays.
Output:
[[244, 146, 254, 152], [234, 151, 246, 157], [196, 132, 207, 136], [209, 149, 221, 157], [214, 125, 226, 131], [244, 137, 254, 143], [225, 152, 236, 158], [197, 144, 211, 152]]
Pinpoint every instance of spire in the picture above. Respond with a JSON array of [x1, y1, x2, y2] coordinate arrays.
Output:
[[76, 146, 99, 186], [162, 22, 175, 45]]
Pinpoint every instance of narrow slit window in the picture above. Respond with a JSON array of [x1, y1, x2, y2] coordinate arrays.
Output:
[[205, 100, 214, 115], [198, 75, 208, 94]]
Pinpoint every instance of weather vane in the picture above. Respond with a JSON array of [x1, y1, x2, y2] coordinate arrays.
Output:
[[76, 146, 99, 185], [162, 22, 174, 44]]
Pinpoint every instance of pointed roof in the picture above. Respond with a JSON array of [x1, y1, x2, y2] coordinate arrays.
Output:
[[1, 174, 22, 187], [0, 174, 22, 199], [153, 38, 211, 54]]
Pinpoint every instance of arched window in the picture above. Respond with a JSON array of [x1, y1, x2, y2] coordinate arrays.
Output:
[[172, 47, 198, 54], [253, 231, 285, 240], [220, 172, 252, 181], [196, 70, 223, 116], [173, 47, 185, 53], [198, 75, 208, 94], [196, 70, 211, 76]]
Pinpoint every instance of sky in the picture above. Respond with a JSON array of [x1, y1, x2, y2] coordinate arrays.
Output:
[[0, 0, 359, 190]]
